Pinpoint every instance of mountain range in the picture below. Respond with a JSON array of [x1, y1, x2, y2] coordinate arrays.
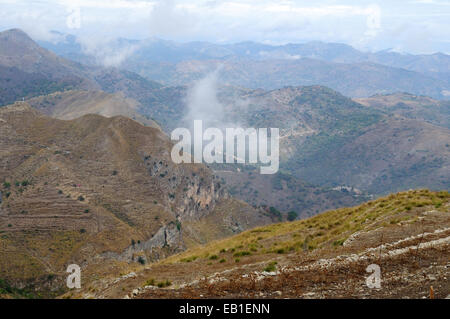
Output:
[[39, 32, 450, 99], [0, 28, 449, 298]]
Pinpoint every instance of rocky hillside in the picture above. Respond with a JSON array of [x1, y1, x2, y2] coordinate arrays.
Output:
[[355, 92, 450, 129], [0, 103, 270, 297], [130, 58, 449, 99], [222, 86, 450, 195], [214, 167, 368, 219], [139, 84, 450, 196], [77, 189, 449, 299]]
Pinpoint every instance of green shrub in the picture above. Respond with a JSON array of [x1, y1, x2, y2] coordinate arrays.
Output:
[[333, 239, 345, 247], [157, 280, 171, 288], [180, 256, 197, 263], [287, 211, 298, 221], [264, 262, 277, 272], [269, 207, 282, 221], [233, 251, 251, 257], [143, 278, 155, 287]]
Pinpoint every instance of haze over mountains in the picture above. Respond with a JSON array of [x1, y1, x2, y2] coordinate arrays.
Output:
[[0, 29, 162, 107], [39, 32, 450, 99], [1, 28, 449, 201], [0, 28, 449, 298]]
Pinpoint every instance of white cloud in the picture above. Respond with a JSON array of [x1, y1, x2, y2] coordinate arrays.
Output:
[[0, 0, 448, 54]]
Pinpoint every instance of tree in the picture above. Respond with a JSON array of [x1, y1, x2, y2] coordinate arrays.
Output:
[[287, 211, 298, 221]]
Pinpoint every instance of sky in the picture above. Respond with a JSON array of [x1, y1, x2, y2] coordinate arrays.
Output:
[[0, 0, 449, 54]]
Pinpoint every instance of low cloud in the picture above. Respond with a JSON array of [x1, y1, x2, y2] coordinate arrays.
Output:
[[184, 68, 224, 129], [0, 0, 448, 54], [76, 36, 140, 67]]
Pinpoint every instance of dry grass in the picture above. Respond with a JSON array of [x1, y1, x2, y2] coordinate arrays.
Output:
[[165, 190, 449, 266]]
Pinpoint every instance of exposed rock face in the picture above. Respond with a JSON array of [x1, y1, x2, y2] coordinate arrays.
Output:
[[144, 155, 225, 220], [122, 222, 184, 262]]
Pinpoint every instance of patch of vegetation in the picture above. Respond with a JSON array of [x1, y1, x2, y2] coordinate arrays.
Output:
[[287, 211, 298, 221], [269, 207, 282, 221], [263, 261, 277, 272], [157, 280, 172, 288], [0, 279, 39, 299], [137, 256, 146, 265], [180, 256, 198, 263], [143, 278, 155, 287], [233, 251, 251, 257]]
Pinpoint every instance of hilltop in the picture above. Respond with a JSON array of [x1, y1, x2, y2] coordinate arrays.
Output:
[[76, 189, 449, 299], [25, 90, 160, 129], [355, 92, 450, 129]]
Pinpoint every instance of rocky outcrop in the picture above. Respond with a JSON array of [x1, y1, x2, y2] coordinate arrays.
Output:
[[143, 155, 226, 220], [103, 222, 184, 263]]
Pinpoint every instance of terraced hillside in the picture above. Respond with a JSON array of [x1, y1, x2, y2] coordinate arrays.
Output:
[[0, 103, 270, 297], [78, 189, 449, 299]]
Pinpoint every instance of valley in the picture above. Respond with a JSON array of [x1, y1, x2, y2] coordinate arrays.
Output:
[[0, 27, 448, 299]]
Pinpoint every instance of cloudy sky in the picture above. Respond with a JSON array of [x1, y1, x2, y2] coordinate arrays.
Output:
[[1, 0, 449, 54]]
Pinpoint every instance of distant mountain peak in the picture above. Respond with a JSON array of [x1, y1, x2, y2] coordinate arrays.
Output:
[[0, 28, 34, 42]]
